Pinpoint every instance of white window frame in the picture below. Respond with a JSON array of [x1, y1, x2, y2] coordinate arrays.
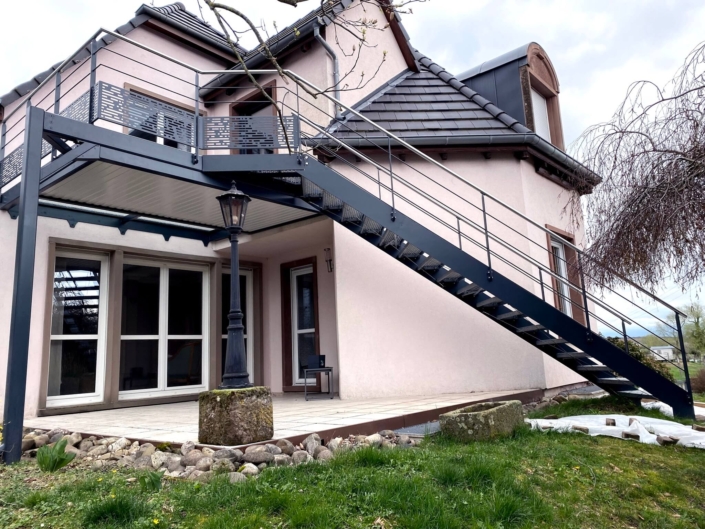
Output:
[[550, 240, 573, 318], [531, 87, 552, 142], [119, 258, 209, 401], [46, 251, 110, 408], [222, 268, 254, 384], [291, 265, 316, 385]]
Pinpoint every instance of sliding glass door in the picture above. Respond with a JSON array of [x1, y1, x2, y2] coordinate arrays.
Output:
[[119, 260, 208, 400], [47, 252, 109, 407]]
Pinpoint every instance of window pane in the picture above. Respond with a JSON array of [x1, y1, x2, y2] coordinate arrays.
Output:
[[296, 272, 315, 330], [122, 265, 160, 335], [51, 257, 102, 335], [168, 269, 202, 335], [531, 88, 551, 142], [297, 332, 316, 379], [221, 273, 247, 336], [48, 340, 97, 396], [119, 340, 159, 391], [167, 339, 202, 387]]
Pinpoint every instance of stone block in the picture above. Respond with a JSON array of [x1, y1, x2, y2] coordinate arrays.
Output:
[[199, 387, 274, 446], [439, 400, 524, 442]]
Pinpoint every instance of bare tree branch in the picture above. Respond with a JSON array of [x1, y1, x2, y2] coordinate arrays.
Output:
[[571, 41, 705, 290]]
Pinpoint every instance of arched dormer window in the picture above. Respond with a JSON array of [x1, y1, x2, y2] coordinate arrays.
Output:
[[521, 43, 565, 150]]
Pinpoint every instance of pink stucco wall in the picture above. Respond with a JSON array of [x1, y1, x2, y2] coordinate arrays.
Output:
[[332, 221, 549, 399]]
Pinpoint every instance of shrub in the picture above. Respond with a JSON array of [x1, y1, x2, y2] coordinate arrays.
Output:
[[606, 337, 675, 382], [36, 439, 75, 473], [691, 369, 705, 394]]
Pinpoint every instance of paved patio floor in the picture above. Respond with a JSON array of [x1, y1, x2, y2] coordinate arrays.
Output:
[[25, 389, 537, 446]]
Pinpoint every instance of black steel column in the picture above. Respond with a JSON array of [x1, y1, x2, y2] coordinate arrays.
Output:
[[2, 105, 44, 464], [220, 228, 251, 388]]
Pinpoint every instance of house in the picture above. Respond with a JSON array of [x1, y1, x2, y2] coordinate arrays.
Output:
[[0, 0, 693, 433], [650, 346, 677, 363]]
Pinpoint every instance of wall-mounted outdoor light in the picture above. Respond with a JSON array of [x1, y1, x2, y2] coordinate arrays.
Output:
[[324, 247, 334, 273]]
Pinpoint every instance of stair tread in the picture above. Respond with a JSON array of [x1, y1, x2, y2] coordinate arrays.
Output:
[[619, 389, 653, 398], [496, 310, 523, 321], [597, 377, 633, 385], [516, 324, 545, 333], [476, 297, 503, 308], [576, 365, 612, 372], [536, 338, 568, 346], [556, 351, 589, 359]]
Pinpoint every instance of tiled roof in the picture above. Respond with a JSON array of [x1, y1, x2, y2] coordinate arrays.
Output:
[[144, 2, 246, 54], [328, 51, 531, 141]]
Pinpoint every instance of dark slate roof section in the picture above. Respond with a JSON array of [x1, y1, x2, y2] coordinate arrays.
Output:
[[328, 50, 531, 141], [0, 2, 242, 112], [456, 43, 533, 81], [200, 0, 354, 96], [136, 2, 247, 56], [321, 50, 596, 184]]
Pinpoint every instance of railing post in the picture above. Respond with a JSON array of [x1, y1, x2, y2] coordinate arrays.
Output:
[[88, 40, 98, 123], [52, 69, 62, 159], [193, 72, 200, 159], [481, 193, 492, 281], [457, 217, 462, 250], [675, 312, 693, 400], [387, 136, 396, 221], [539, 268, 545, 301], [577, 254, 591, 337], [621, 320, 630, 355], [2, 105, 44, 464], [0, 120, 6, 163]]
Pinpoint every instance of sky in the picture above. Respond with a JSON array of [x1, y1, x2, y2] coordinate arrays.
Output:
[[1, 0, 703, 332]]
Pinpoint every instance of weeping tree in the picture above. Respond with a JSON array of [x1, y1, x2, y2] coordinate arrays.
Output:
[[196, 0, 425, 151], [572, 41, 705, 290]]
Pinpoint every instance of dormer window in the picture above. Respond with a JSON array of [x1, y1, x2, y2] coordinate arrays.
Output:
[[530, 88, 551, 142], [523, 44, 564, 149]]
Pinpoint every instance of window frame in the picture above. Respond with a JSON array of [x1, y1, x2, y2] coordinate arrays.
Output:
[[46, 251, 110, 408], [118, 257, 210, 401]]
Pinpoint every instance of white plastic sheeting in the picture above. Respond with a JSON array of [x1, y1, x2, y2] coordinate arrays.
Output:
[[525, 414, 705, 449], [641, 400, 705, 421]]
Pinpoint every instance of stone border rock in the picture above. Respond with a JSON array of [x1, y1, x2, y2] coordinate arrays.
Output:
[[20, 427, 419, 482]]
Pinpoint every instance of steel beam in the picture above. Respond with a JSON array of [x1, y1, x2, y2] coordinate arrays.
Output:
[[202, 154, 305, 173], [2, 106, 44, 464]]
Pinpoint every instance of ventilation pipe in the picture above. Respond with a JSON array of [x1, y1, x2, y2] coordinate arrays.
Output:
[[313, 18, 342, 120]]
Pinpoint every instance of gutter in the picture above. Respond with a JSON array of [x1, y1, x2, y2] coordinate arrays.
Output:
[[313, 18, 342, 120]]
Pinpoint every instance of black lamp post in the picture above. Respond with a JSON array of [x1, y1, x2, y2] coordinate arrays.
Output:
[[217, 182, 252, 389]]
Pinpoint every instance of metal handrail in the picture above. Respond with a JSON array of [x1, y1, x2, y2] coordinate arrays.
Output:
[[1, 27, 690, 348]]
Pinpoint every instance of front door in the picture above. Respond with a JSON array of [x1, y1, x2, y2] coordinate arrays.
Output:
[[291, 266, 316, 385]]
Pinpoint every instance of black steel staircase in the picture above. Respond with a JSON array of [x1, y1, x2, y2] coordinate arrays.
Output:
[[280, 156, 694, 418]]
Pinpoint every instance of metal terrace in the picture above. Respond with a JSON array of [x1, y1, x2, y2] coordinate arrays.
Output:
[[0, 26, 695, 463]]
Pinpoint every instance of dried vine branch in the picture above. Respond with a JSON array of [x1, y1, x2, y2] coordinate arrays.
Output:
[[571, 41, 705, 290]]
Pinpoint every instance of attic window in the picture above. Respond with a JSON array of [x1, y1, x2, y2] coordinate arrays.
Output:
[[530, 88, 551, 142]]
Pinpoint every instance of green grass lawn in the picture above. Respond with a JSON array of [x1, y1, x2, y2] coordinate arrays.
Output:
[[2, 398, 704, 529], [668, 362, 704, 383]]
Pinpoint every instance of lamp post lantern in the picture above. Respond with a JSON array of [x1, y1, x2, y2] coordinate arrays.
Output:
[[217, 182, 252, 389]]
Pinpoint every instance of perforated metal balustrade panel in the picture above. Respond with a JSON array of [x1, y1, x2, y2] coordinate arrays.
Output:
[[203, 115, 299, 150], [93, 82, 196, 147]]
